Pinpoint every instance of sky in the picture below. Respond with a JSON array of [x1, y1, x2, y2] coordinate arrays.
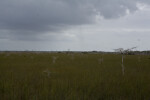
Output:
[[0, 0, 150, 51]]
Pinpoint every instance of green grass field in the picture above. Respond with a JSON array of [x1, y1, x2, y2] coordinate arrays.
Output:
[[0, 52, 150, 100]]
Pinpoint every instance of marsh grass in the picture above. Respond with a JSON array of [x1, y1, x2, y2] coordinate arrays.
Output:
[[0, 52, 150, 100]]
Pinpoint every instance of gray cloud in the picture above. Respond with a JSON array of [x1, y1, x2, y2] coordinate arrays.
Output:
[[0, 0, 150, 41]]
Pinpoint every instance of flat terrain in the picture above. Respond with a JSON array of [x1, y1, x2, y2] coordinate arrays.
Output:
[[0, 52, 150, 100]]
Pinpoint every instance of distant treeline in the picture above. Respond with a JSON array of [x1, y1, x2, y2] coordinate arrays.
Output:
[[0, 50, 150, 55]]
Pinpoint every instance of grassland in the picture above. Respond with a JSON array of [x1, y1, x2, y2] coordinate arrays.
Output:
[[0, 52, 150, 100]]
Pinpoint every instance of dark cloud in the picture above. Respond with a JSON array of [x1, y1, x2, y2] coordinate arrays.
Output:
[[0, 0, 93, 31], [0, 0, 150, 40]]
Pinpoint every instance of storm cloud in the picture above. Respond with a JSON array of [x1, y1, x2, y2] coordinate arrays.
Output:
[[0, 0, 150, 51], [0, 0, 150, 32]]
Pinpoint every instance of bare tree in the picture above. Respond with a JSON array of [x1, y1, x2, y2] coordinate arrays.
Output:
[[52, 56, 57, 63], [114, 47, 137, 76]]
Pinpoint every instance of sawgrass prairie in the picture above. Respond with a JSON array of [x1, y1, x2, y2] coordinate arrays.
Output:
[[0, 52, 150, 100]]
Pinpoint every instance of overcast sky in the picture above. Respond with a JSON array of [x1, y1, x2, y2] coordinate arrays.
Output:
[[0, 0, 150, 51]]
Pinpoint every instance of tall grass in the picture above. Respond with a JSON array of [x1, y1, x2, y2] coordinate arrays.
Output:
[[0, 52, 150, 100]]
